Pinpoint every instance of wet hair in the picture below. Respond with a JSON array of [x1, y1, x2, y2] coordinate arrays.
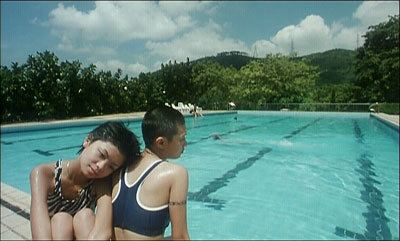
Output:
[[142, 106, 185, 148], [78, 121, 141, 167]]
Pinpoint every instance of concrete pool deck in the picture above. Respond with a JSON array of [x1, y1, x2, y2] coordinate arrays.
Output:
[[1, 110, 398, 240]]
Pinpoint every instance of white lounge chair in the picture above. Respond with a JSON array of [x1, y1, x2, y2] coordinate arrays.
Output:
[[178, 102, 190, 113], [171, 103, 182, 112], [188, 103, 195, 111], [191, 104, 203, 116]]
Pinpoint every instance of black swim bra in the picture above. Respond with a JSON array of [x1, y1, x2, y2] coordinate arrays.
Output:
[[112, 160, 170, 236]]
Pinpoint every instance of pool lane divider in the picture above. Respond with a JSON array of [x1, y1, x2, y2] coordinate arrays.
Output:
[[334, 120, 393, 240], [1, 132, 87, 145], [283, 117, 322, 139], [188, 120, 240, 130], [188, 147, 272, 210], [33, 145, 82, 156], [187, 117, 290, 145]]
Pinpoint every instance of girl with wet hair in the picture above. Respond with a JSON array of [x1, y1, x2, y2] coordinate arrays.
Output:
[[30, 121, 140, 240]]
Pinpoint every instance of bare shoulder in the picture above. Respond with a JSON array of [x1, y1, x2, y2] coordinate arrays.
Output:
[[160, 162, 188, 179], [30, 163, 55, 180], [29, 162, 56, 194]]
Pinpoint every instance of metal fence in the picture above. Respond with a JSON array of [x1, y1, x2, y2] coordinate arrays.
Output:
[[199, 102, 398, 114], [262, 103, 371, 112]]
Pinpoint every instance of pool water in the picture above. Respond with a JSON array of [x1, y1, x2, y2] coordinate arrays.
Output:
[[1, 111, 399, 240]]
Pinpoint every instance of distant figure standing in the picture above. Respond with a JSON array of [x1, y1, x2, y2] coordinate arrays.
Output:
[[228, 102, 236, 110], [190, 104, 202, 117]]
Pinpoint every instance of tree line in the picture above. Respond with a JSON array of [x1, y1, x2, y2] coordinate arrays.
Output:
[[1, 15, 398, 123]]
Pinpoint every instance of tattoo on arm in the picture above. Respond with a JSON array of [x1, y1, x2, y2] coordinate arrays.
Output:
[[169, 200, 187, 206]]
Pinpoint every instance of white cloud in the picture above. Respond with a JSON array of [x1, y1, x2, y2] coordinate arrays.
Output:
[[94, 59, 149, 76], [49, 2, 177, 44], [251, 40, 281, 57], [158, 1, 212, 16], [332, 26, 362, 50], [250, 2, 398, 56], [145, 21, 249, 62], [47, 1, 216, 64], [274, 15, 333, 55], [252, 15, 335, 56], [353, 1, 399, 27], [48, 1, 212, 46], [57, 40, 117, 56]]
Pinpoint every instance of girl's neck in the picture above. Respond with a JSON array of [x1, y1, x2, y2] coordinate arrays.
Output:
[[144, 148, 164, 161], [65, 159, 90, 186]]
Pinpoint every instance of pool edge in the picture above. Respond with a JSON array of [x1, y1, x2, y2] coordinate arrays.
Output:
[[370, 113, 399, 131]]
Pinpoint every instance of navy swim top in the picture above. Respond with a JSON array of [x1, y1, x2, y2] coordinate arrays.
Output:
[[112, 160, 170, 236]]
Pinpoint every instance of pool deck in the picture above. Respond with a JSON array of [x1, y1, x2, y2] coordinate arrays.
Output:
[[1, 110, 398, 240]]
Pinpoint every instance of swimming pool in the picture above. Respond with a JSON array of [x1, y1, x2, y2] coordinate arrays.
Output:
[[1, 111, 399, 240]]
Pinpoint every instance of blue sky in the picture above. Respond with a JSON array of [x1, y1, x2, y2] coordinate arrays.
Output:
[[1, 1, 398, 76]]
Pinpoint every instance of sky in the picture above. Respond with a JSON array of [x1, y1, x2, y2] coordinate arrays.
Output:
[[1, 1, 399, 77]]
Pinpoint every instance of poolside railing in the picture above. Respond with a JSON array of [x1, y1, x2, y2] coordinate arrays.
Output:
[[216, 102, 373, 112], [262, 103, 371, 112]]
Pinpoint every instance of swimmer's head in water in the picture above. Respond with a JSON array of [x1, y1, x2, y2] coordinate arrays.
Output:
[[211, 134, 221, 140]]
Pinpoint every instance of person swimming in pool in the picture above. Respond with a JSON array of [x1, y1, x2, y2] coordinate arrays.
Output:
[[30, 121, 140, 240], [112, 106, 190, 240], [211, 133, 222, 140]]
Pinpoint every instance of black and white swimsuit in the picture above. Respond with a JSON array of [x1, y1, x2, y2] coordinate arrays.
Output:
[[47, 159, 95, 217]]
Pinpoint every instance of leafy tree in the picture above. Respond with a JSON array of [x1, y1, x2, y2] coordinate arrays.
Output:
[[191, 60, 236, 109], [138, 72, 164, 110], [157, 60, 193, 104], [231, 54, 318, 109], [355, 15, 399, 102], [24, 51, 65, 119], [312, 84, 362, 103], [60, 60, 82, 117]]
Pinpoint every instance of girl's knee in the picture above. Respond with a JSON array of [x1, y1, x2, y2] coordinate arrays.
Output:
[[51, 212, 74, 239], [73, 208, 95, 225], [73, 208, 95, 238], [52, 212, 73, 225]]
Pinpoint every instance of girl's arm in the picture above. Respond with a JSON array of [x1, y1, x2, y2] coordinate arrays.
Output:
[[169, 166, 190, 240], [30, 164, 53, 240], [86, 177, 113, 240]]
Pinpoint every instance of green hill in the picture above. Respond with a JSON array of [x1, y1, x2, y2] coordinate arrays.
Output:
[[297, 48, 357, 85], [195, 51, 257, 70], [196, 49, 357, 86]]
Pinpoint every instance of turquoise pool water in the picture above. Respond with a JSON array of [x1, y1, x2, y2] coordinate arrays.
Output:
[[1, 111, 399, 240]]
